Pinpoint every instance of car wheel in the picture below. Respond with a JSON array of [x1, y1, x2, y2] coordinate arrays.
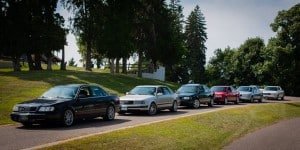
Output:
[[192, 99, 200, 109], [62, 109, 74, 127], [148, 102, 157, 115], [170, 101, 178, 112], [208, 98, 214, 107], [103, 105, 115, 121], [281, 95, 284, 100], [224, 97, 228, 105], [234, 97, 239, 104]]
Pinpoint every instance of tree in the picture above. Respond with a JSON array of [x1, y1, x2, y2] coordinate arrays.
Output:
[[270, 3, 300, 95], [64, 0, 104, 71], [68, 57, 76, 66], [232, 37, 265, 85], [206, 47, 236, 85], [185, 5, 207, 83]]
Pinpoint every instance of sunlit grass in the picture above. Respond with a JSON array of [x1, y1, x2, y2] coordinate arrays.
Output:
[[43, 103, 300, 150]]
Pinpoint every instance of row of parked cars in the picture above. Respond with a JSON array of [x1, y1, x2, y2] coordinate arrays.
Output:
[[10, 84, 285, 127]]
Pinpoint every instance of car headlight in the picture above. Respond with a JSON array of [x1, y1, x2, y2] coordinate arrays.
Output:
[[183, 97, 190, 100], [38, 106, 55, 112], [12, 105, 19, 112]]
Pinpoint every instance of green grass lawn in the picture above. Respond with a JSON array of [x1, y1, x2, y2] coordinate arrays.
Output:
[[0, 67, 179, 125], [43, 103, 300, 150]]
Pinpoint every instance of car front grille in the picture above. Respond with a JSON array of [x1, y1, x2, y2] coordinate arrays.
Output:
[[263, 93, 270, 95], [121, 101, 134, 104], [18, 106, 38, 112]]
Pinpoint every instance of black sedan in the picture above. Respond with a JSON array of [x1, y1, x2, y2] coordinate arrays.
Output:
[[10, 84, 120, 127]]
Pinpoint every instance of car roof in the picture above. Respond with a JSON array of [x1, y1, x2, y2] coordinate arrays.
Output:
[[212, 86, 230, 87], [55, 84, 93, 88], [136, 85, 166, 88], [182, 84, 205, 86]]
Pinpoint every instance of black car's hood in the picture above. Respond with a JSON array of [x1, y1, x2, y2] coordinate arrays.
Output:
[[177, 93, 197, 97], [19, 98, 71, 106]]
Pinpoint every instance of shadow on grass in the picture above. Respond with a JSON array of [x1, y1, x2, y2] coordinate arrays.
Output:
[[0, 70, 179, 95], [284, 103, 300, 108]]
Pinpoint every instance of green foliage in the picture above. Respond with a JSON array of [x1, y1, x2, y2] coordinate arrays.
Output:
[[68, 57, 76, 67], [185, 5, 207, 83]]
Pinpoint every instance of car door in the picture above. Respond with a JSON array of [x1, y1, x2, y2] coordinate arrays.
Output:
[[73, 86, 94, 118], [162, 87, 174, 107], [199, 85, 210, 103], [89, 86, 109, 116], [278, 86, 284, 97], [253, 87, 261, 99], [156, 87, 168, 108]]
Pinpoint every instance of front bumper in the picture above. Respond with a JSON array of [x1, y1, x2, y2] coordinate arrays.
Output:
[[213, 96, 225, 102], [239, 95, 251, 101], [119, 104, 149, 112], [10, 112, 61, 123], [263, 94, 278, 99]]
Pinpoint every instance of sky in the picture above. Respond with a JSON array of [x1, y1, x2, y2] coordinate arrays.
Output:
[[58, 0, 300, 66]]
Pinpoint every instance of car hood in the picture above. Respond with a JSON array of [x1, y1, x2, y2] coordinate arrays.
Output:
[[177, 93, 196, 97], [120, 95, 154, 101], [239, 91, 252, 95], [18, 98, 70, 106]]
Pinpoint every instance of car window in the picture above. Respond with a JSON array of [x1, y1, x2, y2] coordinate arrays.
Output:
[[228, 87, 232, 92], [203, 85, 210, 92], [79, 87, 91, 98], [162, 87, 171, 95], [198, 86, 204, 92], [90, 86, 108, 97], [157, 87, 163, 94]]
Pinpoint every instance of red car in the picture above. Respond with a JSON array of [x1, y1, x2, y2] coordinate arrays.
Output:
[[211, 86, 239, 104]]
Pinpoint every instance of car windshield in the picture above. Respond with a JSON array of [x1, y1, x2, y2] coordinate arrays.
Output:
[[211, 86, 226, 92], [40, 86, 79, 99], [265, 87, 278, 91], [129, 87, 156, 95], [238, 86, 252, 92], [177, 86, 197, 93]]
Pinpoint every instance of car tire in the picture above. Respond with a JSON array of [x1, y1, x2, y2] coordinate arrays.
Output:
[[192, 99, 200, 109], [281, 94, 284, 100], [258, 97, 263, 103], [208, 98, 214, 107], [62, 109, 74, 127], [103, 105, 115, 121], [224, 97, 228, 105], [148, 102, 157, 115], [170, 101, 178, 112]]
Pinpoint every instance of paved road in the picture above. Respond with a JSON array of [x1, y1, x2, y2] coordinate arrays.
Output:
[[224, 117, 300, 150], [0, 97, 298, 150]]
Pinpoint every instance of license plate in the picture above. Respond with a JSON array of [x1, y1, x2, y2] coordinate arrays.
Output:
[[19, 115, 28, 121], [121, 107, 127, 111]]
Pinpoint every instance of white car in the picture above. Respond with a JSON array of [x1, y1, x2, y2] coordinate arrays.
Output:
[[119, 85, 178, 115], [237, 86, 263, 103], [263, 86, 285, 100]]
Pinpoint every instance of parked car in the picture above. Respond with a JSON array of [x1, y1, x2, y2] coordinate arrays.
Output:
[[119, 85, 178, 115], [211, 86, 239, 104], [11, 84, 120, 127], [237, 86, 263, 103], [263, 86, 285, 100], [176, 84, 213, 108]]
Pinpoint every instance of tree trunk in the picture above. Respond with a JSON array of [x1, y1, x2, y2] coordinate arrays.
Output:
[[109, 59, 115, 74], [26, 53, 35, 71], [122, 57, 127, 74], [47, 57, 52, 71], [12, 56, 21, 72], [115, 58, 120, 73], [34, 54, 43, 70], [138, 50, 143, 77], [85, 40, 92, 71], [60, 48, 66, 70]]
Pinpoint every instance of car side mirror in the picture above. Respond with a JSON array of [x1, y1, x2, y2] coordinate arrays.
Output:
[[156, 92, 163, 96]]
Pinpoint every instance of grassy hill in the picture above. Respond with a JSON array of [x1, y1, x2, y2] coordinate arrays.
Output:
[[0, 67, 179, 125]]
